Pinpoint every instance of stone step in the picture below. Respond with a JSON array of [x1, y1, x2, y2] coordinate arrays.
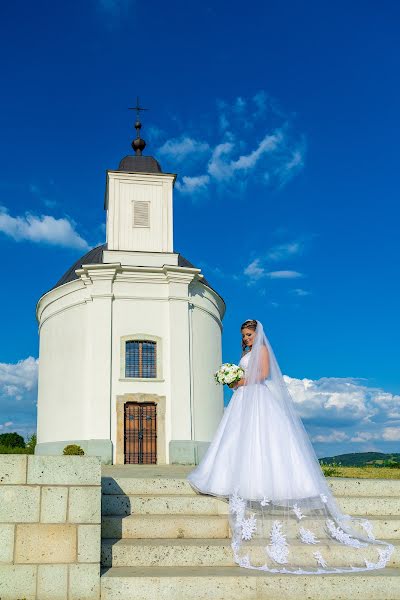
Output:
[[102, 493, 227, 516], [101, 537, 400, 568], [101, 467, 400, 498], [102, 514, 400, 540], [101, 493, 400, 517], [100, 565, 400, 600], [339, 496, 400, 516], [102, 514, 230, 539]]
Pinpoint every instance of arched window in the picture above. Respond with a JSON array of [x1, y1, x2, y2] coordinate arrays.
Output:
[[125, 340, 157, 378]]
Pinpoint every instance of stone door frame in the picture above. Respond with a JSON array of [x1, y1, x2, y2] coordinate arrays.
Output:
[[116, 393, 166, 465]]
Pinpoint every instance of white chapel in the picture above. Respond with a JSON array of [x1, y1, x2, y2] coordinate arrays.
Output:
[[35, 115, 225, 465]]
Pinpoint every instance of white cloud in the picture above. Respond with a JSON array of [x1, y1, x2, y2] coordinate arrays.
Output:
[[0, 357, 38, 399], [267, 241, 304, 261], [244, 261, 304, 284], [275, 142, 306, 188], [0, 357, 38, 438], [267, 270, 303, 279], [158, 136, 209, 163], [175, 175, 210, 195], [0, 207, 89, 249], [243, 236, 310, 286], [291, 288, 311, 296], [244, 259, 266, 281], [284, 374, 400, 454], [207, 131, 283, 182], [382, 427, 400, 441], [312, 430, 349, 443], [158, 92, 305, 197]]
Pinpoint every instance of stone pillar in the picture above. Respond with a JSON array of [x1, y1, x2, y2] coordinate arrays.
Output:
[[0, 455, 101, 600]]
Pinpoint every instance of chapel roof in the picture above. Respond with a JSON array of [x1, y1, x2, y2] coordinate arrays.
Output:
[[49, 243, 215, 294], [117, 155, 162, 173]]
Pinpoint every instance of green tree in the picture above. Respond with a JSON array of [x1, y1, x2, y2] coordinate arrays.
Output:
[[0, 432, 26, 448]]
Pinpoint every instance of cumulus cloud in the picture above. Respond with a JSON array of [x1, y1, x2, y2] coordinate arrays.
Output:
[[0, 357, 38, 439], [158, 137, 209, 163], [0, 206, 89, 249], [175, 175, 210, 194], [284, 373, 400, 455], [157, 92, 305, 196], [312, 430, 349, 443]]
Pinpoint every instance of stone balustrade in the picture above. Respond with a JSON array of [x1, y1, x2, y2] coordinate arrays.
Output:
[[0, 455, 101, 600]]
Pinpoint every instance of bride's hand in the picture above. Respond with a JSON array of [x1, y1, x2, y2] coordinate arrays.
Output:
[[228, 378, 245, 389]]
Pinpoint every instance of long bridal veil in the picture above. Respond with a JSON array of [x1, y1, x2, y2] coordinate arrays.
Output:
[[228, 320, 394, 574]]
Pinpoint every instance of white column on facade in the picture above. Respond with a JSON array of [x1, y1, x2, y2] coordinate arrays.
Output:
[[165, 268, 197, 442], [77, 264, 119, 442]]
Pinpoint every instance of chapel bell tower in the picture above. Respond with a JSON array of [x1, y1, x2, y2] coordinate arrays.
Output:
[[104, 101, 176, 260]]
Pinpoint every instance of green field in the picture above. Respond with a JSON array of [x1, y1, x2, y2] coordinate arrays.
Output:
[[322, 465, 400, 479]]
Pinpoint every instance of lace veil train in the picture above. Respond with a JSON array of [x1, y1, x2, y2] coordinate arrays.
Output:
[[227, 320, 394, 574]]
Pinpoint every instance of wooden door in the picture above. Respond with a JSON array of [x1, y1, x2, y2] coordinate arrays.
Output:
[[124, 402, 157, 464]]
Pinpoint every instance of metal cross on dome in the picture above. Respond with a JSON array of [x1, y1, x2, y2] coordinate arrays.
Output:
[[129, 97, 149, 120]]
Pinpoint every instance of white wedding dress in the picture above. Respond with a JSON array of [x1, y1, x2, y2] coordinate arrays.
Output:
[[187, 320, 394, 574]]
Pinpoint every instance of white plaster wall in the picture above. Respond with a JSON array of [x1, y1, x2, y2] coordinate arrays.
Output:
[[37, 297, 89, 443], [36, 264, 225, 463], [189, 282, 224, 441], [106, 172, 174, 253]]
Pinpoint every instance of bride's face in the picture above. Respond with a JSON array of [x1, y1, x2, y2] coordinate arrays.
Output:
[[241, 327, 256, 348]]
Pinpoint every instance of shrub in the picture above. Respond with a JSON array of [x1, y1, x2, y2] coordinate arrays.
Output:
[[26, 433, 37, 454], [0, 445, 31, 454], [320, 461, 342, 477], [63, 444, 85, 456], [0, 432, 26, 448]]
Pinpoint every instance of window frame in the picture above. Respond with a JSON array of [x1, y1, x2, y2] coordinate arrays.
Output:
[[120, 334, 163, 382]]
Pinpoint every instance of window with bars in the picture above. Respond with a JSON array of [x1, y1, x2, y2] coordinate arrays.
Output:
[[125, 340, 157, 378]]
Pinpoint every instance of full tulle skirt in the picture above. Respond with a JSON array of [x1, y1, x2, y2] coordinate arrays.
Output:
[[188, 383, 320, 501], [187, 383, 394, 574]]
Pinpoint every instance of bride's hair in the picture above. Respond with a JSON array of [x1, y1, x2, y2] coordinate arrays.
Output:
[[240, 319, 257, 352]]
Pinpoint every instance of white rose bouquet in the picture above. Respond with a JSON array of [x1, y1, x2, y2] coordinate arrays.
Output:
[[214, 363, 244, 386]]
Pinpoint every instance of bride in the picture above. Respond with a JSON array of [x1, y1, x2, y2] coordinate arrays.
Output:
[[187, 319, 394, 574]]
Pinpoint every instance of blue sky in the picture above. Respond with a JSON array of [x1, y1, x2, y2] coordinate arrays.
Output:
[[0, 0, 399, 457]]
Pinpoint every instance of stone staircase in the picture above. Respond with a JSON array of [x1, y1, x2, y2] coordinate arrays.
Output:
[[100, 465, 400, 600]]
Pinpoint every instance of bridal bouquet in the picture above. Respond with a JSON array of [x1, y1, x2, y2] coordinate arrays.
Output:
[[214, 363, 244, 386]]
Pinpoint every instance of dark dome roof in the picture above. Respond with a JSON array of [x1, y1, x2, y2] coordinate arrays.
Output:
[[117, 155, 162, 173], [49, 243, 215, 293]]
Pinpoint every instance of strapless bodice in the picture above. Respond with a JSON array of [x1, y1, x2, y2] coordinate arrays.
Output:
[[239, 351, 251, 373]]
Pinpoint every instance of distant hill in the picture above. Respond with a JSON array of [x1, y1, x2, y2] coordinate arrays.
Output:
[[319, 452, 400, 467]]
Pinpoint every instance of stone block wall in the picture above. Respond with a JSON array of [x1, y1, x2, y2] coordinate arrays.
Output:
[[0, 455, 101, 600]]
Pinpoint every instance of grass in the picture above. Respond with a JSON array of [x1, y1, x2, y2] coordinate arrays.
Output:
[[323, 465, 400, 479]]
